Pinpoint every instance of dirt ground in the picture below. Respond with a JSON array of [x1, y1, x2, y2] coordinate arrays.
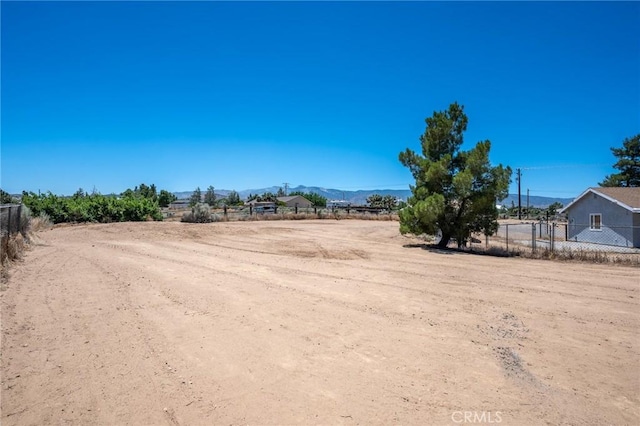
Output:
[[1, 220, 638, 425]]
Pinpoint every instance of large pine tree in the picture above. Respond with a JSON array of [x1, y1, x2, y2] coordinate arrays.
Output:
[[399, 102, 511, 248]]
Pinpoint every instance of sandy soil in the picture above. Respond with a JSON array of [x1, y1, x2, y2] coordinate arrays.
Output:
[[1, 220, 638, 425]]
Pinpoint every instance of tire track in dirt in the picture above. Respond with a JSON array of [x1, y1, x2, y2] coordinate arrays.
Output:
[[90, 235, 638, 360], [2, 241, 211, 424], [155, 231, 637, 308], [2, 221, 638, 425]]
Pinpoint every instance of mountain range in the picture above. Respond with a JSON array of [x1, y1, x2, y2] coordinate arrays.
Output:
[[173, 185, 574, 208]]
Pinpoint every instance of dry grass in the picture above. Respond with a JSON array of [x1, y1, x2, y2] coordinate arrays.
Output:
[[1, 211, 53, 283], [466, 243, 640, 266], [1, 233, 27, 283], [30, 212, 53, 233], [523, 247, 640, 266]]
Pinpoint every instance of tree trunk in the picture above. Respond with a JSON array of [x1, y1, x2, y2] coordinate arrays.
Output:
[[437, 233, 451, 248]]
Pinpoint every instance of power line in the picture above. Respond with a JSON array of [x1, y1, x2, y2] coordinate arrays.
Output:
[[323, 183, 413, 189], [517, 163, 609, 171]]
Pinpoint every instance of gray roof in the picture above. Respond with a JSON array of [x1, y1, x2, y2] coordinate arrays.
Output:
[[561, 187, 640, 213], [594, 187, 640, 209]]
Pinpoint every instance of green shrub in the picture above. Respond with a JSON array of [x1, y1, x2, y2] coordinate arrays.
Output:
[[21, 191, 162, 224]]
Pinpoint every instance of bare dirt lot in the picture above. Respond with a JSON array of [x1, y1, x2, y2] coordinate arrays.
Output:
[[1, 220, 638, 425]]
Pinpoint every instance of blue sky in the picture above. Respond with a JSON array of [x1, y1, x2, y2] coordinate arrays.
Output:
[[2, 1, 639, 198]]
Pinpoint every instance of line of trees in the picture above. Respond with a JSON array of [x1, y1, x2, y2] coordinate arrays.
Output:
[[21, 190, 163, 224], [18, 182, 180, 223], [188, 186, 243, 207]]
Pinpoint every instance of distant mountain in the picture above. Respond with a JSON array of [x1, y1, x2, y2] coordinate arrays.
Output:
[[173, 185, 411, 204], [173, 185, 574, 208], [239, 185, 413, 205], [498, 194, 574, 209]]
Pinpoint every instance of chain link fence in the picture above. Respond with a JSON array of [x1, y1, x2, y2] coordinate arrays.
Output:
[[473, 221, 640, 255]]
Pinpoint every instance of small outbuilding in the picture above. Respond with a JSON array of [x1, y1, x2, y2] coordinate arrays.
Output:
[[276, 195, 312, 208], [244, 200, 276, 213], [560, 187, 640, 248]]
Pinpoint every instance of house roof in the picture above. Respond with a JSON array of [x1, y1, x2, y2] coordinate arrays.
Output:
[[277, 196, 310, 203], [245, 200, 276, 205], [560, 187, 640, 213]]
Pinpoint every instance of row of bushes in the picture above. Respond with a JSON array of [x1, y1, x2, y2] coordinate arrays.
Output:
[[21, 192, 163, 224]]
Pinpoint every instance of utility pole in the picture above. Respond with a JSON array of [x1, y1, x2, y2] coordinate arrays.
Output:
[[283, 182, 289, 196], [526, 189, 530, 220], [517, 168, 522, 220]]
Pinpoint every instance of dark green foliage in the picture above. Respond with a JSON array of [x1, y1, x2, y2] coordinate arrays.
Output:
[[73, 188, 86, 199], [158, 190, 177, 208], [204, 186, 216, 206], [600, 134, 640, 187], [255, 192, 278, 202], [21, 191, 163, 224], [143, 184, 158, 200], [366, 194, 397, 210], [121, 183, 177, 208], [399, 102, 511, 248], [189, 187, 202, 207], [224, 190, 242, 206], [289, 191, 327, 207], [1, 189, 15, 204], [547, 202, 563, 217]]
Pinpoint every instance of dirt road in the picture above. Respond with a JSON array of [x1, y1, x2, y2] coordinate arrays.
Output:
[[1, 220, 638, 425]]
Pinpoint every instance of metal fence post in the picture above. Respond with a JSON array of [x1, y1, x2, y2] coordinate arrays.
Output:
[[18, 204, 23, 234], [7, 206, 12, 235], [506, 224, 509, 252], [531, 223, 536, 253], [551, 223, 556, 252]]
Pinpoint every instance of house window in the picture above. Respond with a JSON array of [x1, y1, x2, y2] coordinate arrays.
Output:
[[590, 214, 602, 230]]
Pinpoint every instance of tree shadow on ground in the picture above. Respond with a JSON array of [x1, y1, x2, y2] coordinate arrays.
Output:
[[402, 243, 461, 255], [403, 243, 515, 258]]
